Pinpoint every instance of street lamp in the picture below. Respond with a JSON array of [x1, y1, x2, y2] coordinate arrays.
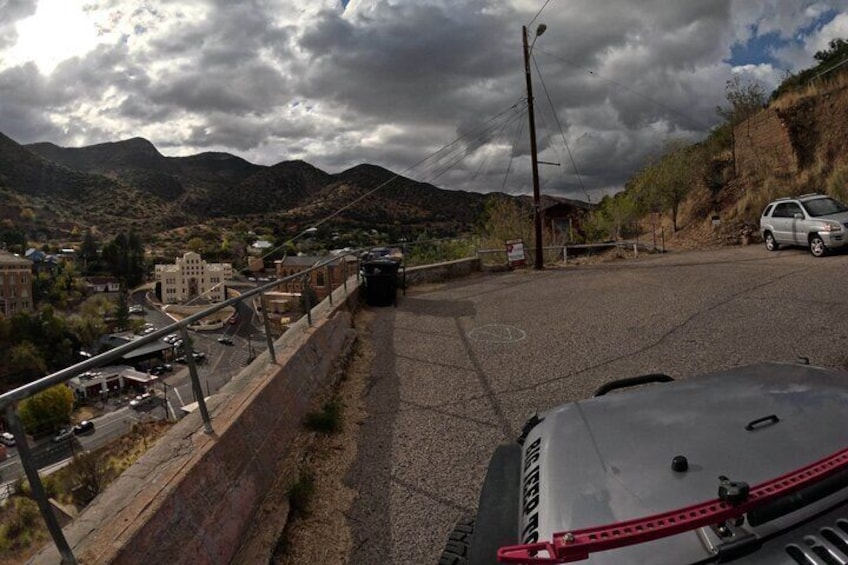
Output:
[[523, 23, 546, 270]]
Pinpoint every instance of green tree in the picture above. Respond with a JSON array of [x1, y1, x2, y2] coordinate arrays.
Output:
[[585, 192, 639, 241], [68, 449, 111, 505], [716, 75, 767, 127], [629, 140, 706, 232], [80, 229, 99, 274], [114, 287, 130, 330], [101, 231, 146, 287], [716, 76, 767, 177], [7, 342, 47, 384], [17, 384, 74, 435], [814, 38, 848, 67], [479, 197, 534, 249], [187, 237, 205, 254]]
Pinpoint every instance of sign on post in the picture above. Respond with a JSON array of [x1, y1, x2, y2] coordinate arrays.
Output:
[[506, 239, 526, 268]]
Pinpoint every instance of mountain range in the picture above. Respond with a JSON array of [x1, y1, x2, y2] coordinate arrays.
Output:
[[0, 131, 511, 244]]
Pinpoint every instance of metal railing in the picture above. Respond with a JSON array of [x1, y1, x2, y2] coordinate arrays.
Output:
[[477, 241, 658, 264], [0, 249, 364, 564]]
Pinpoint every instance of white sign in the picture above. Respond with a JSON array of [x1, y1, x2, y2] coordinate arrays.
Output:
[[506, 239, 525, 267]]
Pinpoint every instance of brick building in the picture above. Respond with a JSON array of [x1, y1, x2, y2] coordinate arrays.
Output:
[[274, 255, 356, 300], [0, 250, 33, 316]]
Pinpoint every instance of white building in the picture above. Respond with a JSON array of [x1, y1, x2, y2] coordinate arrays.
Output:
[[155, 252, 232, 304]]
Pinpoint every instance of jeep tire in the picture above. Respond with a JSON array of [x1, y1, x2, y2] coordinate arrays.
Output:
[[439, 516, 474, 565]]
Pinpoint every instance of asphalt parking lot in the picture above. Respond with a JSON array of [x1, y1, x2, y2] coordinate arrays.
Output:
[[345, 245, 848, 563]]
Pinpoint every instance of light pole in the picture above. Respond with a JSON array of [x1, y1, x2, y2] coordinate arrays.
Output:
[[523, 24, 546, 270]]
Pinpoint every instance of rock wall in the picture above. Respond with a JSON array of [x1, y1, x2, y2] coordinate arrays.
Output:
[[734, 109, 798, 179], [34, 285, 359, 565]]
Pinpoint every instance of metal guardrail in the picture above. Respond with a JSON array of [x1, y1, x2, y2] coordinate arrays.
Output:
[[477, 241, 658, 263], [0, 249, 364, 564]]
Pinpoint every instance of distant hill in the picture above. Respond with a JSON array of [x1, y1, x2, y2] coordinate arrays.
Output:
[[0, 133, 515, 244]]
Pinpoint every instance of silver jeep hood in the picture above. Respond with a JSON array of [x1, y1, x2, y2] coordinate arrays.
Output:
[[519, 363, 848, 564]]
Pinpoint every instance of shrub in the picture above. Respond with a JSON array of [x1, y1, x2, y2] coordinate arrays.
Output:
[[288, 472, 315, 518], [303, 400, 343, 435]]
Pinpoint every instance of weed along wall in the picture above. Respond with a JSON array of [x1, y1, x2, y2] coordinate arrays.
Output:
[[33, 281, 361, 565]]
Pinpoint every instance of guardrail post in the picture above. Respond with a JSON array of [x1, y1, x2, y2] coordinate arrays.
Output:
[[342, 258, 348, 296], [326, 265, 333, 306], [260, 298, 277, 364], [180, 327, 213, 434], [4, 405, 77, 564], [303, 275, 312, 326]]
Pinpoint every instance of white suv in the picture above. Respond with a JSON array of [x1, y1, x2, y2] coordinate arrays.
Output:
[[760, 193, 848, 256]]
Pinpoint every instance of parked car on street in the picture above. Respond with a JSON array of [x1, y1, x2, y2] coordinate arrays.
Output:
[[0, 432, 15, 446], [51, 427, 74, 443], [73, 420, 95, 435], [129, 393, 154, 409], [760, 193, 848, 256]]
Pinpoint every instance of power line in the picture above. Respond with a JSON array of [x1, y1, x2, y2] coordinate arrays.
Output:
[[501, 108, 527, 191], [528, 0, 553, 28], [532, 54, 590, 202], [253, 98, 527, 264]]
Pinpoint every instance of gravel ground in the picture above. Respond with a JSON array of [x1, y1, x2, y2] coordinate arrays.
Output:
[[279, 245, 848, 564]]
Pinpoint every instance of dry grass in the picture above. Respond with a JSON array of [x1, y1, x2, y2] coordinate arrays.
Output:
[[0, 420, 173, 563], [771, 71, 848, 111]]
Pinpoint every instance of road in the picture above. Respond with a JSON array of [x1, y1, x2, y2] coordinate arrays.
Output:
[[345, 245, 848, 563], [0, 285, 267, 486]]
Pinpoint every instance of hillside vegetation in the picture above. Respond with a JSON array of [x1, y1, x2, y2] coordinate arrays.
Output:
[[587, 39, 848, 249]]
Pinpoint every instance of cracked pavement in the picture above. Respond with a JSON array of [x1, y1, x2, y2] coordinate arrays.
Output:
[[345, 246, 848, 563]]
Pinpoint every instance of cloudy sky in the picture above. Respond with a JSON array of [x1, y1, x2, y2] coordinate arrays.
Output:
[[1, 0, 847, 201]]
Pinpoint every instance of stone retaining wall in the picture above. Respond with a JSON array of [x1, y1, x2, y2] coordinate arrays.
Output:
[[34, 284, 360, 564]]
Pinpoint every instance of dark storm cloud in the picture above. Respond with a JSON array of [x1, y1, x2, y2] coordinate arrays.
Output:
[[0, 0, 845, 201], [298, 2, 519, 125]]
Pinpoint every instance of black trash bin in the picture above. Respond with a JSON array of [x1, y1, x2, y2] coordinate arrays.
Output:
[[362, 258, 400, 307]]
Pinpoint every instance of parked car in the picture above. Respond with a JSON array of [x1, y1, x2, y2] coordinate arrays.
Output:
[[760, 193, 848, 256], [0, 432, 15, 446], [150, 363, 173, 375], [129, 393, 153, 409], [73, 420, 95, 435], [51, 427, 74, 443]]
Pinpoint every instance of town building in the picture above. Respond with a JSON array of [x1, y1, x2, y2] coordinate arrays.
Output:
[[25, 248, 60, 276], [68, 365, 156, 400], [85, 276, 121, 293], [273, 255, 356, 301], [0, 250, 33, 316], [155, 252, 233, 304]]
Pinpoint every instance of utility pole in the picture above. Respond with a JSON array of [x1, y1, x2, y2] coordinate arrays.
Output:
[[523, 25, 545, 270]]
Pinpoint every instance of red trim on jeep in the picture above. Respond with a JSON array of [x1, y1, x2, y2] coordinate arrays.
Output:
[[497, 447, 848, 563]]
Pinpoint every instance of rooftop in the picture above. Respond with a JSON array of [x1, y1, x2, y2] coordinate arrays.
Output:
[[0, 250, 33, 267]]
